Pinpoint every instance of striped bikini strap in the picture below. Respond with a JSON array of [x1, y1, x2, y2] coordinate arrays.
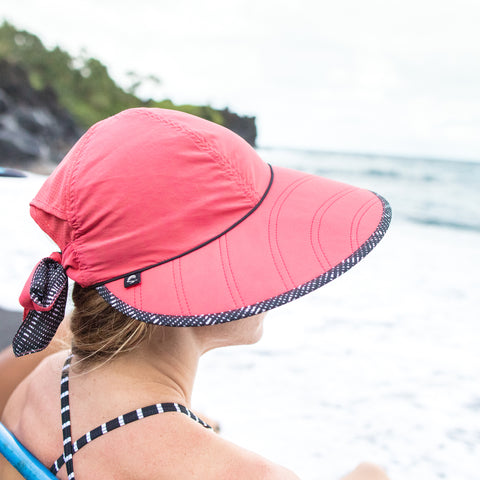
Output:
[[59, 354, 75, 479], [50, 358, 213, 476]]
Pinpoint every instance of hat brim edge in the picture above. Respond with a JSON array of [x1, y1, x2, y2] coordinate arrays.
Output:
[[96, 194, 392, 327]]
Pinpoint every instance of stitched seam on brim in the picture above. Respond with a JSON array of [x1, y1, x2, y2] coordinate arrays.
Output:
[[95, 194, 392, 326]]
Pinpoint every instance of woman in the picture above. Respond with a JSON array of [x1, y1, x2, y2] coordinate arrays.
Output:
[[1, 108, 391, 479]]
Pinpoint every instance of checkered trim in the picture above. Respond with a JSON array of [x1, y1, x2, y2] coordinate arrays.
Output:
[[13, 257, 68, 357], [97, 194, 391, 327], [50, 356, 213, 476]]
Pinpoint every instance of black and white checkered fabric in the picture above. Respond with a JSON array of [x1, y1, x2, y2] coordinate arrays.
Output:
[[97, 194, 392, 328], [50, 355, 213, 478], [13, 257, 68, 356]]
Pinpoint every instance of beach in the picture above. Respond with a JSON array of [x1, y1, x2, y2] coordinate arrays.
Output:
[[0, 308, 20, 350]]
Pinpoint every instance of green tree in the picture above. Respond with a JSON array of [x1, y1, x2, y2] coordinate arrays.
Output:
[[0, 21, 226, 129]]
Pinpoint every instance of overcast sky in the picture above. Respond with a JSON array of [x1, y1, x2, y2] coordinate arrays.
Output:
[[2, 0, 480, 161]]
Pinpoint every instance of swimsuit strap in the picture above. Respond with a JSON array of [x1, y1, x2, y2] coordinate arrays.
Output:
[[50, 355, 213, 477], [59, 354, 75, 479]]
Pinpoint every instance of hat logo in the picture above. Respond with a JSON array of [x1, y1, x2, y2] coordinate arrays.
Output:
[[124, 273, 141, 288]]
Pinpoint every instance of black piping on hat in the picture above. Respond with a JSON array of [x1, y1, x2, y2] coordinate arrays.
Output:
[[91, 164, 275, 289], [96, 194, 392, 326]]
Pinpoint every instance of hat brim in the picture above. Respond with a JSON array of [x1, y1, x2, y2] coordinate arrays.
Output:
[[96, 165, 391, 326]]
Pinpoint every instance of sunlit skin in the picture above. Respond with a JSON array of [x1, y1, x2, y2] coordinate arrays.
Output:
[[2, 313, 302, 480], [0, 313, 389, 479], [92, 312, 268, 409]]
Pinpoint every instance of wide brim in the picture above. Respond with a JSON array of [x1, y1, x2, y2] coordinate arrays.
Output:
[[96, 165, 391, 326]]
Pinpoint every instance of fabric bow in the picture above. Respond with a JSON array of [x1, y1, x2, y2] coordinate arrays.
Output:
[[13, 252, 68, 357]]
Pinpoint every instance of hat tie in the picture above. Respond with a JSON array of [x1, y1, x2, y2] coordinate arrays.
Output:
[[13, 252, 68, 356]]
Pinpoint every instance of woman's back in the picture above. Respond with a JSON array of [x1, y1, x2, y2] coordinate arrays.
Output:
[[2, 350, 299, 480]]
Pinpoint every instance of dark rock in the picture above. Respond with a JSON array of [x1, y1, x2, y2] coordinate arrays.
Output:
[[0, 126, 41, 160], [221, 108, 257, 147], [0, 60, 82, 173], [17, 108, 48, 135], [0, 59, 258, 173], [0, 90, 10, 114]]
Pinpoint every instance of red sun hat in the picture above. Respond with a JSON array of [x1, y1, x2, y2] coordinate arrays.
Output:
[[13, 108, 391, 356]]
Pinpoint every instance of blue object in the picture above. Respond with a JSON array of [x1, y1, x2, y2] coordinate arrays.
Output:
[[0, 422, 56, 479], [0, 167, 27, 178]]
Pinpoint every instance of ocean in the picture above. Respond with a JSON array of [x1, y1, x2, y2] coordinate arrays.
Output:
[[1, 149, 479, 479]]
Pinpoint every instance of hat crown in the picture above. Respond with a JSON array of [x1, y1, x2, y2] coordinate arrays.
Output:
[[31, 108, 270, 286]]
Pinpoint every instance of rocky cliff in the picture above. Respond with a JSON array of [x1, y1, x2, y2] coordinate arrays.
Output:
[[0, 59, 257, 174], [221, 107, 257, 148], [0, 60, 81, 173]]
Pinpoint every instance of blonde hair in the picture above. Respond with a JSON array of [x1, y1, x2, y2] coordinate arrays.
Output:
[[70, 283, 156, 370]]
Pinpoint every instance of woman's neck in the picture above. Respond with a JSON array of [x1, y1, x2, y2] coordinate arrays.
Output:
[[75, 327, 203, 408]]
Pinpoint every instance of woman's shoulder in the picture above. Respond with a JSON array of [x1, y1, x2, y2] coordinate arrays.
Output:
[[3, 350, 67, 425], [120, 412, 301, 480], [2, 351, 68, 470], [196, 430, 301, 479], [3, 352, 301, 479]]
